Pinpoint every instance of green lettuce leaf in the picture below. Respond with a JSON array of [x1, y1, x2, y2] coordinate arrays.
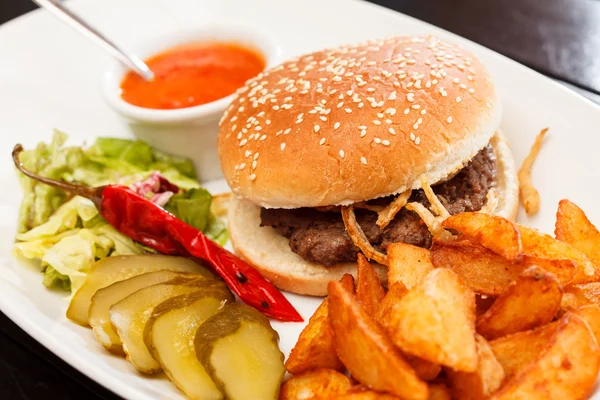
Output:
[[43, 266, 71, 291], [164, 188, 213, 232]]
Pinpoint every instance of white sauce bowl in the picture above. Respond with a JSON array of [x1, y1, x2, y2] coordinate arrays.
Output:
[[102, 25, 282, 182]]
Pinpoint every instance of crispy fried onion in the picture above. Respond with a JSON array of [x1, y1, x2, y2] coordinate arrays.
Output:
[[376, 190, 412, 229], [420, 176, 450, 219], [518, 128, 547, 215], [405, 202, 453, 241], [341, 206, 388, 265], [480, 189, 499, 215], [210, 192, 232, 218]]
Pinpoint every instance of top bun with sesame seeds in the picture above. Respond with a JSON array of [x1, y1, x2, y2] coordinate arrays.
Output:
[[218, 35, 507, 208]]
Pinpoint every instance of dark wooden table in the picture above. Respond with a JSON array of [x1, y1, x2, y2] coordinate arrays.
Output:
[[2, 1, 600, 399]]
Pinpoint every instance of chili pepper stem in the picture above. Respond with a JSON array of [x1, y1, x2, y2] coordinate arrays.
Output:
[[12, 144, 103, 207]]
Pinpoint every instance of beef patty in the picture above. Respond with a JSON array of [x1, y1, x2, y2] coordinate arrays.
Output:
[[260, 145, 497, 266]]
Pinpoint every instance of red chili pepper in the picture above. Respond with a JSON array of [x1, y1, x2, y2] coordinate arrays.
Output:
[[13, 145, 303, 322]]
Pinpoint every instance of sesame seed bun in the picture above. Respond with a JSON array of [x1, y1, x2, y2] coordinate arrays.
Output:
[[218, 35, 503, 208], [227, 131, 519, 296]]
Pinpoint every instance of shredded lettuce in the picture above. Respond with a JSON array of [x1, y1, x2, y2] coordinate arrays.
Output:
[[14, 196, 144, 292], [14, 132, 228, 292]]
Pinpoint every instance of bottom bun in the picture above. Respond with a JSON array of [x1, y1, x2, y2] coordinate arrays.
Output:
[[227, 131, 519, 296]]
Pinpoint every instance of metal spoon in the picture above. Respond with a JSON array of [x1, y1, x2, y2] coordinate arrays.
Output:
[[32, 0, 154, 81]]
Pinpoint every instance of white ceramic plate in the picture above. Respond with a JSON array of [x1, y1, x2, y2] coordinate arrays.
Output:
[[1, 0, 600, 399]]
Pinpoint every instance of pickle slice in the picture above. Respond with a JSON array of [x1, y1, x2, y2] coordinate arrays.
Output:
[[144, 289, 234, 400], [195, 304, 285, 400], [110, 280, 226, 374], [89, 270, 203, 353], [67, 255, 214, 326]]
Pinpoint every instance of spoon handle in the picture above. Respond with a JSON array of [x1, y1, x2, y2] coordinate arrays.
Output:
[[32, 0, 154, 81]]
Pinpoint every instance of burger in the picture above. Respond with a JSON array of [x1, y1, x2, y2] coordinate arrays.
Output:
[[218, 35, 518, 296]]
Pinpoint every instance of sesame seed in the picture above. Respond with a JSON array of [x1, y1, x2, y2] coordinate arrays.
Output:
[[358, 102, 364, 108], [239, 163, 246, 170], [239, 139, 248, 147], [273, 105, 280, 110], [361, 157, 367, 165], [250, 174, 256, 181], [456, 96, 462, 103], [407, 82, 414, 88], [388, 91, 397, 100], [314, 124, 320, 133], [386, 108, 397, 116], [413, 123, 419, 130], [284, 128, 291, 135], [367, 88, 375, 92], [420, 109, 427, 115], [453, 78, 460, 83], [459, 84, 467, 89], [259, 135, 267, 141], [373, 120, 381, 126], [412, 104, 421, 109], [386, 119, 392, 124], [410, 132, 416, 141], [469, 88, 475, 94], [361, 130, 367, 137], [280, 143, 286, 151], [296, 119, 303, 124], [378, 101, 384, 107], [237, 133, 243, 140], [358, 125, 367, 130], [468, 75, 474, 81], [320, 138, 326, 145], [374, 137, 382, 144], [337, 102, 344, 108], [415, 137, 421, 145], [389, 128, 396, 135], [382, 140, 390, 146], [377, 113, 384, 118], [245, 150, 252, 158], [266, 120, 271, 125], [345, 108, 352, 113], [334, 122, 341, 130], [252, 160, 257, 169], [447, 116, 453, 123], [319, 116, 327, 122], [339, 150, 345, 158], [404, 108, 410, 115]]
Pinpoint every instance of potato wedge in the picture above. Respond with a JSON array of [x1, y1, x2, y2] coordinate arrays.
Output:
[[89, 270, 201, 353], [279, 369, 353, 400], [446, 334, 505, 400], [356, 254, 385, 317], [67, 255, 213, 326], [518, 225, 589, 284], [195, 304, 285, 400], [489, 322, 559, 380], [442, 212, 522, 261], [285, 274, 354, 374], [331, 386, 402, 399], [109, 279, 224, 373], [387, 242, 434, 290], [404, 354, 441, 381], [382, 269, 478, 372], [430, 240, 524, 296], [476, 266, 562, 340], [569, 282, 600, 305], [560, 285, 591, 314], [555, 199, 600, 279], [143, 289, 234, 400], [375, 283, 408, 323], [428, 384, 451, 400], [572, 304, 600, 344], [490, 314, 600, 400], [328, 280, 428, 400]]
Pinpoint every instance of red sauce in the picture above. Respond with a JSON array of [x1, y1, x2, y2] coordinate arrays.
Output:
[[120, 43, 266, 110]]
